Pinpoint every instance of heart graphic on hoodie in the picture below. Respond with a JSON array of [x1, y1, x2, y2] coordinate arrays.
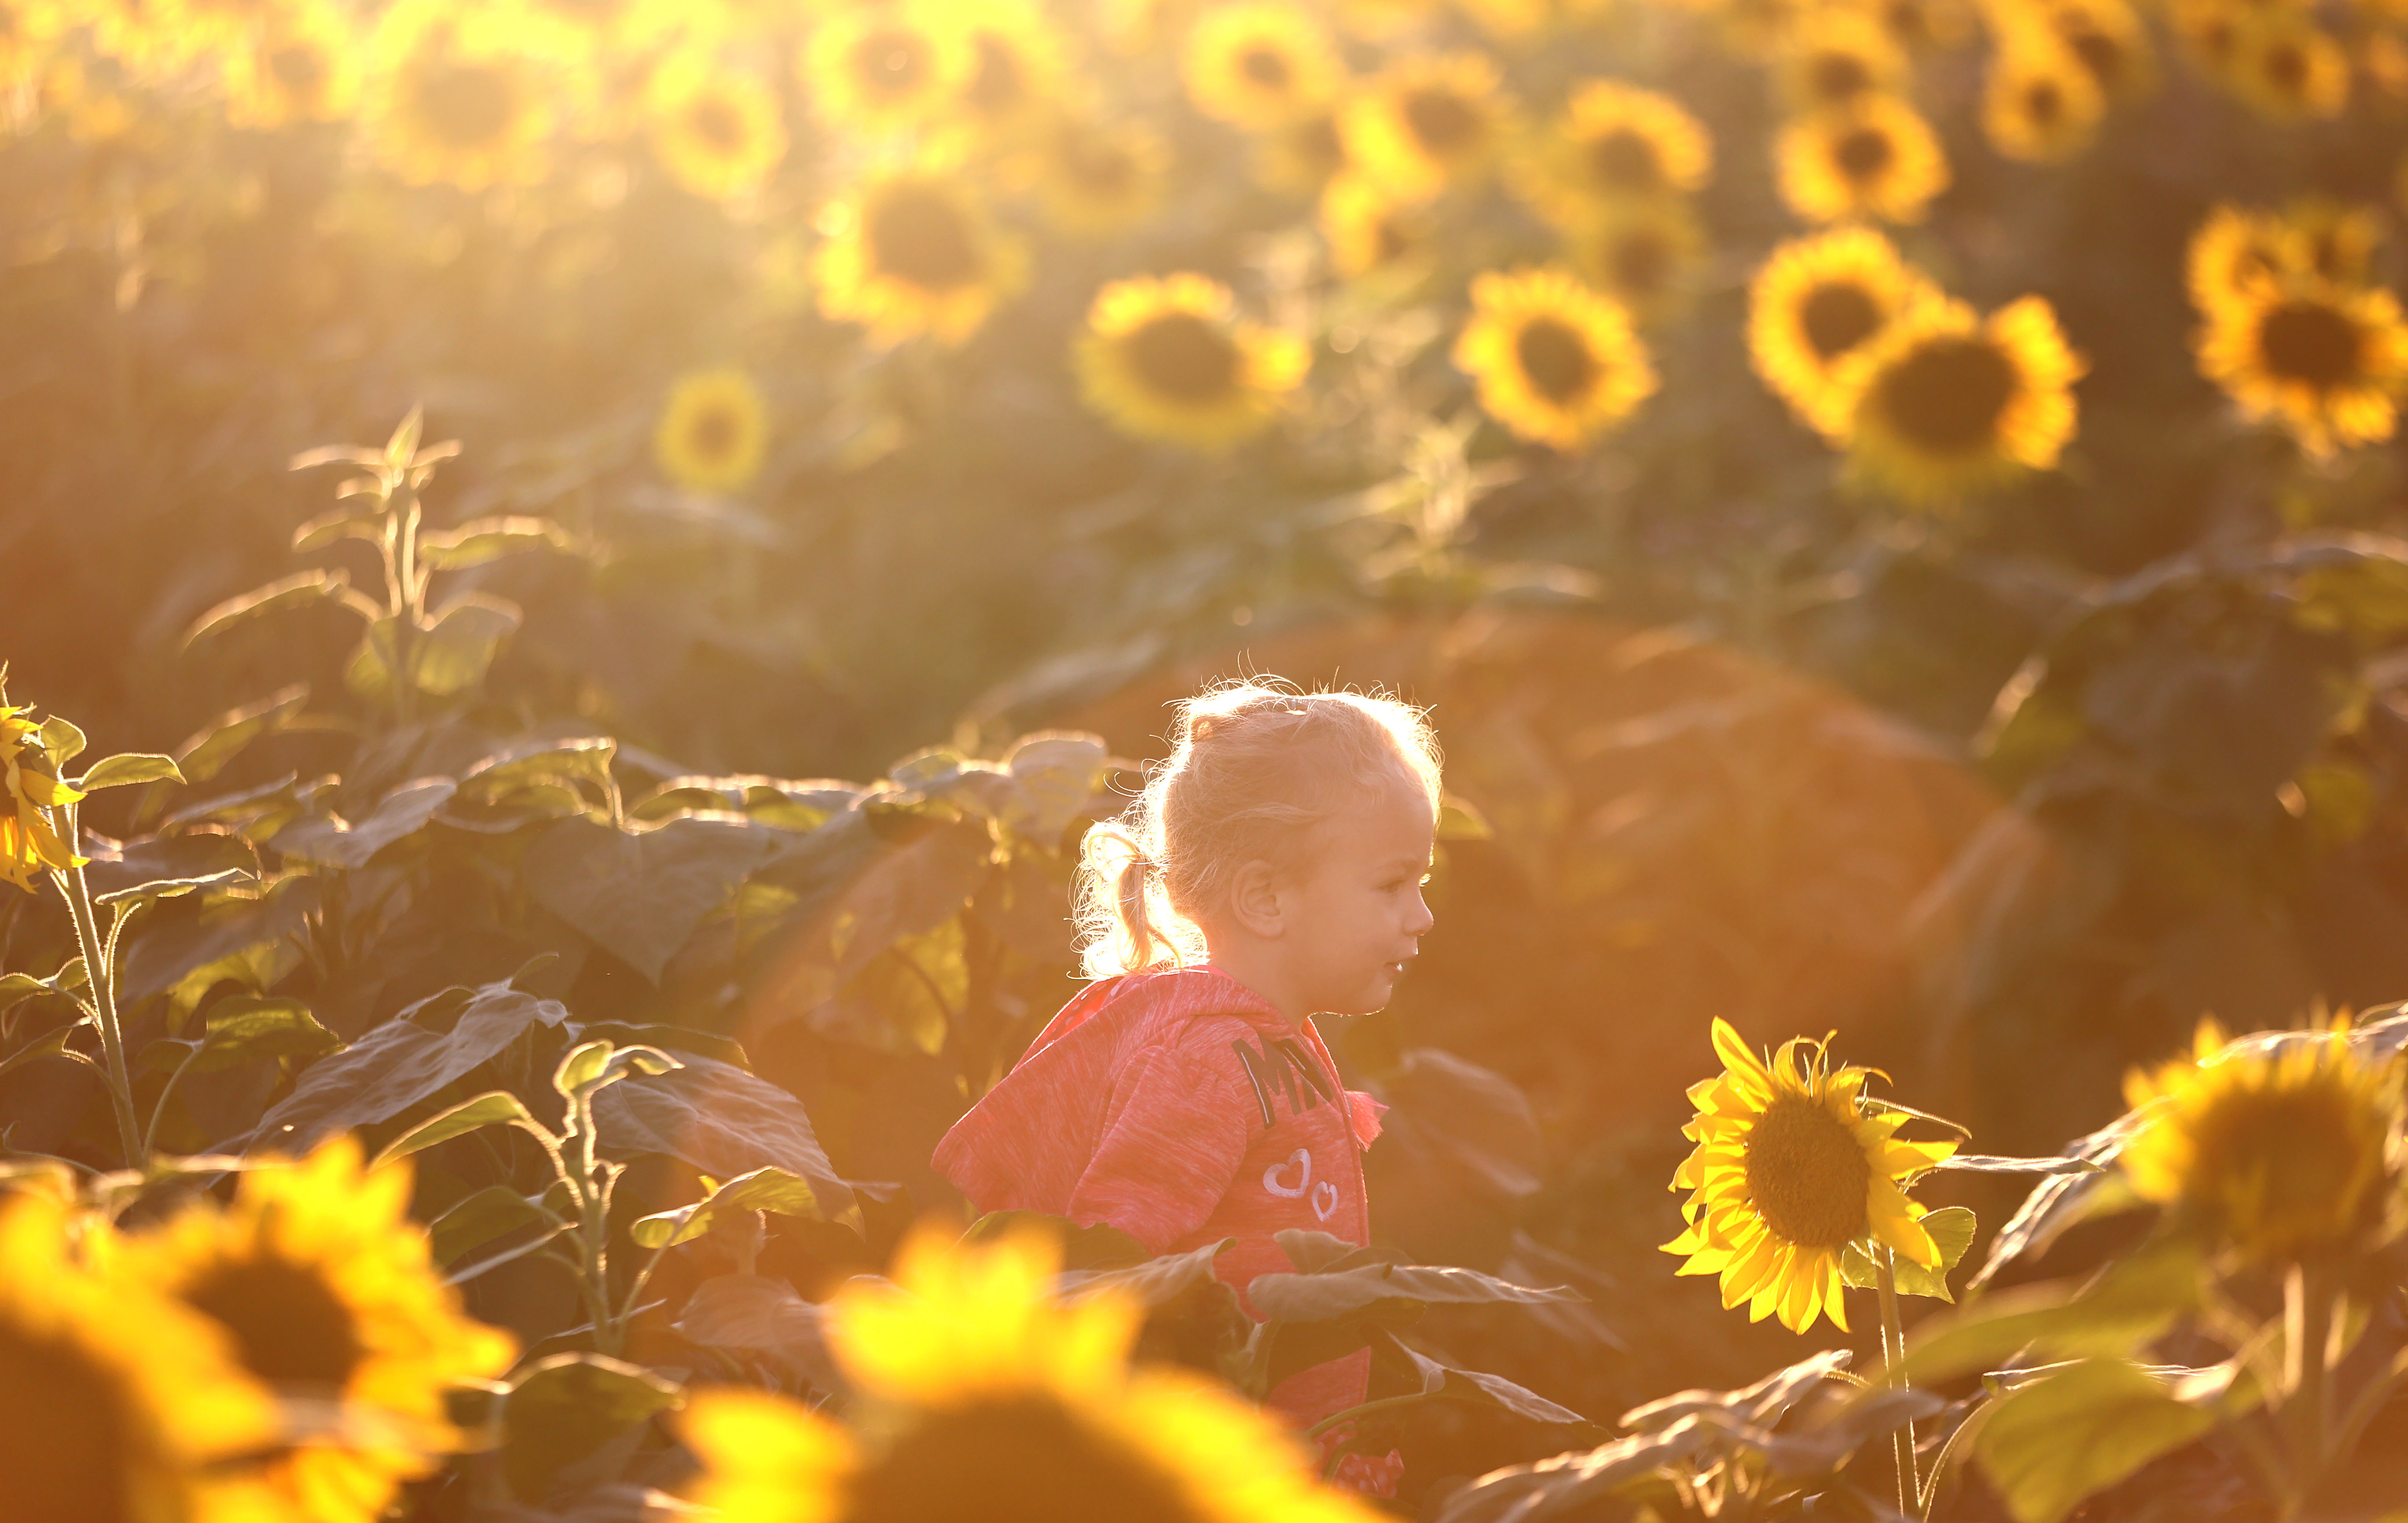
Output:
[[1263, 1148, 1311, 1198], [1311, 1180, 1338, 1221]]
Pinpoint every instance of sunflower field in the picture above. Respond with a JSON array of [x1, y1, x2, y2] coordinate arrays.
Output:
[[12, 0, 2408, 1516]]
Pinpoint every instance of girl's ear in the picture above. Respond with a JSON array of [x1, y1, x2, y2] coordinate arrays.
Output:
[[1226, 858, 1286, 939]]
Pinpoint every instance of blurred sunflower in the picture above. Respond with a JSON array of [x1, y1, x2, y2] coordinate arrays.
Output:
[[0, 0, 60, 78], [1454, 266, 1656, 451], [802, 0, 969, 135], [1340, 51, 1516, 200], [2287, 199, 2382, 286], [654, 368, 770, 492], [1516, 79, 1711, 227], [2185, 203, 2290, 315], [1747, 225, 1933, 436], [1841, 294, 2085, 503], [4, 1194, 288, 1523], [1565, 198, 1704, 323], [1034, 114, 1171, 238], [2196, 275, 2408, 457], [1076, 275, 1308, 450], [1182, 0, 1341, 129], [1, 695, 82, 893], [1255, 107, 1351, 195], [683, 1226, 1381, 1523], [647, 53, 786, 202], [2122, 1019, 2404, 1265], [225, 0, 360, 129], [1334, 0, 1441, 37], [1321, 172, 1433, 279], [1980, 32, 2104, 164], [365, 3, 559, 191], [1774, 93, 1949, 224], [2224, 14, 2348, 121], [1865, 0, 1973, 52], [948, 0, 1068, 135], [2044, 0, 2154, 103], [814, 167, 1025, 346], [2163, 0, 2241, 77], [1663, 1018, 1957, 1336], [1780, 7, 1906, 112]]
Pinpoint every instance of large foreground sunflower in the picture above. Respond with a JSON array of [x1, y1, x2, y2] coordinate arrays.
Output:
[[813, 167, 1026, 346], [1339, 52, 1515, 200], [1840, 294, 2085, 503], [1774, 92, 1949, 224], [655, 368, 771, 492], [647, 54, 786, 202], [1074, 274, 1309, 449], [2122, 1019, 2404, 1265], [1, 693, 83, 893], [1454, 266, 1656, 452], [2195, 275, 2408, 457], [5, 1194, 288, 1523], [1746, 226, 1934, 437], [364, 2, 559, 191], [1181, 0, 1342, 130], [1663, 1019, 1958, 1335], [115, 1138, 516, 1523], [682, 1226, 1380, 1523]]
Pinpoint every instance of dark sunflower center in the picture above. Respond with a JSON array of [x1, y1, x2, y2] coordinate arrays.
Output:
[[1058, 132, 1135, 196], [1884, 0, 1931, 47], [842, 1395, 1207, 1523], [1873, 335, 2018, 454], [2066, 27, 2124, 91], [855, 27, 930, 99], [2260, 300, 2362, 389], [2189, 1085, 2381, 1252], [1516, 318, 1598, 404], [1, 1321, 143, 1523], [1288, 115, 1344, 177], [1125, 313, 1241, 404], [269, 43, 327, 96], [967, 36, 1023, 116], [2026, 79, 2063, 125], [2310, 233, 2346, 280], [1833, 125, 1895, 183], [2263, 40, 2305, 95], [1589, 128, 1663, 194], [689, 97, 744, 151], [688, 405, 741, 462], [1240, 45, 1292, 91], [1374, 215, 1411, 264], [181, 1255, 364, 1392], [1608, 228, 1672, 299], [1400, 86, 1481, 157], [1743, 1094, 1874, 1249], [1799, 281, 1883, 360], [1809, 53, 1874, 104], [410, 59, 516, 148], [865, 187, 981, 290]]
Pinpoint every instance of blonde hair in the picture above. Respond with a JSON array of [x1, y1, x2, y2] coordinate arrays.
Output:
[[1074, 678, 1443, 980]]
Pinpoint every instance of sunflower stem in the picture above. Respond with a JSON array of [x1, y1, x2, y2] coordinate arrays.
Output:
[[50, 804, 145, 1171], [1876, 1244, 1918, 1518], [2282, 1263, 2330, 1510]]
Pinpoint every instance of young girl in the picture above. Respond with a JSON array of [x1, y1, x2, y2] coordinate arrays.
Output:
[[931, 679, 1441, 1494]]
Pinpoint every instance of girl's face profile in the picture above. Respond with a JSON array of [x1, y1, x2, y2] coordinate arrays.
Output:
[[1281, 762, 1438, 1016]]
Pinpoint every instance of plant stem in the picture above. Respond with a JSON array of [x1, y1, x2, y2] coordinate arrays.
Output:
[[1876, 1244, 1918, 1519], [2283, 1263, 2331, 1513], [50, 805, 144, 1170]]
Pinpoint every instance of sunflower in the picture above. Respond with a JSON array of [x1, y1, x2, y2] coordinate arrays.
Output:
[[947, 0, 1068, 135], [1515, 78, 1712, 226], [1780, 7, 1907, 112], [1254, 107, 1350, 195], [655, 368, 771, 492], [1320, 171, 1433, 279], [802, 0, 970, 135], [1034, 113, 1171, 238], [1181, 0, 1342, 130], [2195, 275, 2408, 458], [1840, 294, 2086, 503], [3, 1194, 289, 1523], [1865, 0, 1974, 52], [0, 0, 62, 80], [1339, 52, 1516, 201], [2165, 0, 2242, 77], [364, 2, 559, 191], [1564, 197, 1704, 323], [1454, 266, 1657, 451], [0, 695, 83, 894], [2122, 1019, 2404, 1265], [647, 54, 786, 202], [224, 0, 359, 129], [1663, 1019, 1958, 1335], [2185, 203, 2291, 316], [1774, 93, 1950, 225], [2285, 199, 2383, 287], [113, 1139, 515, 1523], [682, 1225, 1381, 1523], [1075, 275, 1308, 450], [2043, 0, 2154, 103], [1980, 32, 2105, 164], [813, 167, 1025, 346], [2223, 14, 2348, 121], [1747, 226, 1934, 436]]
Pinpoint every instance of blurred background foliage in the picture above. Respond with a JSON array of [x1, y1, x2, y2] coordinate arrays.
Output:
[[10, 0, 2408, 1511]]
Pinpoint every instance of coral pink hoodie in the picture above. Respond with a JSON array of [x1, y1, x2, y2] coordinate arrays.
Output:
[[931, 965, 1400, 1488]]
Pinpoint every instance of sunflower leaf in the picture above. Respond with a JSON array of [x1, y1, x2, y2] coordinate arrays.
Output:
[[188, 998, 340, 1074], [1839, 1208, 1978, 1301], [370, 1090, 541, 1170], [75, 753, 184, 792], [417, 515, 573, 570], [1974, 1359, 2215, 1523], [430, 1185, 557, 1268], [499, 1353, 683, 1504], [629, 1165, 822, 1249], [183, 569, 354, 647], [1937, 1154, 2104, 1174]]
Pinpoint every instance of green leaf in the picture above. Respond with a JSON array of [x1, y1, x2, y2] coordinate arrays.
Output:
[[76, 753, 184, 792], [417, 516, 572, 570], [173, 685, 310, 786], [385, 405, 424, 471], [1384, 1343, 1603, 1438], [291, 506, 384, 553], [1903, 1236, 2202, 1386], [456, 736, 618, 805], [630, 1165, 823, 1249], [269, 778, 457, 870], [552, 1040, 681, 1101], [429, 1185, 554, 1268], [187, 998, 340, 1074], [38, 715, 85, 767], [999, 731, 1113, 843], [587, 1053, 855, 1223], [412, 594, 521, 697], [500, 1353, 683, 1503], [1839, 1207, 1979, 1302], [93, 867, 257, 907], [524, 815, 781, 984], [0, 1020, 88, 1082], [184, 570, 355, 647], [1937, 1154, 2104, 1175], [1436, 792, 1493, 840], [0, 973, 54, 1012], [371, 1091, 540, 1169], [345, 617, 403, 701], [1248, 1258, 1583, 1321], [1431, 1422, 1717, 1523], [674, 1274, 843, 1393], [1975, 1359, 2215, 1523]]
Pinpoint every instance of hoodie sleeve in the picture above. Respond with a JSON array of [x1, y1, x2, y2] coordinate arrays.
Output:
[[1065, 1039, 1258, 1255]]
